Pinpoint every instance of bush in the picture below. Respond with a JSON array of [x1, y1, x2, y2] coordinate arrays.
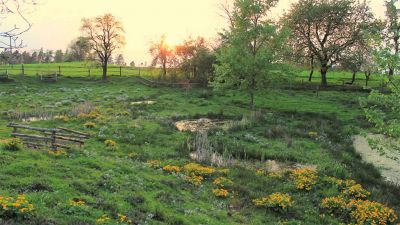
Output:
[[0, 138, 23, 151]]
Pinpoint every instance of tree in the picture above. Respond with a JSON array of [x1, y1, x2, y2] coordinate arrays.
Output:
[[115, 54, 126, 66], [285, 0, 374, 87], [0, 0, 36, 51], [37, 48, 44, 63], [149, 35, 174, 79], [68, 36, 91, 62], [130, 60, 135, 67], [31, 51, 37, 63], [44, 50, 53, 63], [380, 0, 400, 76], [54, 50, 64, 63], [81, 14, 125, 80], [213, 0, 288, 109], [361, 51, 400, 161], [21, 51, 32, 64], [175, 37, 216, 86]]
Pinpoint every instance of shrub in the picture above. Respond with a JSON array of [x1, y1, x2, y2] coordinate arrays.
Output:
[[0, 138, 23, 151], [253, 193, 293, 210]]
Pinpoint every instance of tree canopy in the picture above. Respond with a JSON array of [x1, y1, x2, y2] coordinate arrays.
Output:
[[285, 0, 374, 87]]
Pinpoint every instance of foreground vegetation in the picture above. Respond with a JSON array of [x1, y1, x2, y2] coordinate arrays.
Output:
[[0, 76, 398, 224]]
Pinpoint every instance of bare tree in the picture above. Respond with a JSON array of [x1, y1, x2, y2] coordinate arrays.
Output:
[[0, 0, 36, 51], [81, 14, 125, 80]]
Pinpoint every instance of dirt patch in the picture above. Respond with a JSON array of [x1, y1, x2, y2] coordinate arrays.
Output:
[[353, 135, 400, 185], [175, 118, 226, 132]]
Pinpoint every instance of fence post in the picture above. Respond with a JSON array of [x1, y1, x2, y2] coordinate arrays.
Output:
[[58, 66, 61, 75], [138, 67, 141, 76], [119, 66, 122, 76], [51, 130, 57, 151], [88, 69, 91, 77], [21, 64, 25, 75]]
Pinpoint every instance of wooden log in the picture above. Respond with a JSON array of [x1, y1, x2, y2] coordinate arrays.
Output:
[[8, 123, 59, 133], [54, 135, 84, 144], [12, 133, 52, 142], [43, 132, 88, 140], [57, 127, 89, 137], [53, 143, 71, 150]]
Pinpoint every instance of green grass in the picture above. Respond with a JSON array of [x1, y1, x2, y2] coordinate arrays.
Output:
[[0, 75, 398, 224]]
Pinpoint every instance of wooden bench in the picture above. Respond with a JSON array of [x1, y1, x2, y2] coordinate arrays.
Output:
[[38, 71, 58, 82], [7, 123, 89, 151]]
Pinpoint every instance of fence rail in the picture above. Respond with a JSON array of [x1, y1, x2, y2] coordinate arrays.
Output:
[[0, 64, 145, 77], [7, 123, 90, 150]]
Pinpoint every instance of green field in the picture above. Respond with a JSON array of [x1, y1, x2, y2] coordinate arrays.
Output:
[[0, 62, 387, 88], [0, 75, 398, 224]]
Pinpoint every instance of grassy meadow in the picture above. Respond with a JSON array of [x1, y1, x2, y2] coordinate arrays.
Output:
[[0, 62, 387, 88], [0, 74, 399, 224]]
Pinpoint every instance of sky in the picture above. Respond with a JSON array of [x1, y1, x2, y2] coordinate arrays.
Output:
[[3, 0, 391, 64]]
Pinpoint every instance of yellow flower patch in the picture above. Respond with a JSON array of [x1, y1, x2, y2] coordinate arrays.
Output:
[[212, 188, 229, 198], [184, 175, 204, 186], [146, 160, 161, 168], [0, 194, 34, 216], [342, 184, 370, 199], [253, 192, 293, 210], [69, 199, 85, 207], [84, 122, 96, 129], [290, 168, 317, 191], [183, 163, 215, 176], [213, 177, 234, 188], [162, 165, 181, 173], [104, 140, 117, 149], [96, 214, 111, 224]]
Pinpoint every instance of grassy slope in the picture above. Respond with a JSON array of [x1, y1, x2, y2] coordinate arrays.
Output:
[[0, 76, 398, 224]]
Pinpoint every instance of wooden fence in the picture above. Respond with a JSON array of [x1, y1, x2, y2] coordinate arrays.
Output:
[[8, 123, 89, 150], [133, 76, 200, 89]]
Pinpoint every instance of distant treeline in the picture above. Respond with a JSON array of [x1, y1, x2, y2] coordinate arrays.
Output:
[[0, 37, 127, 66]]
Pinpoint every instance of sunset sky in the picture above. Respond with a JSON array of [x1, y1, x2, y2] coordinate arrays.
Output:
[[6, 0, 390, 64]]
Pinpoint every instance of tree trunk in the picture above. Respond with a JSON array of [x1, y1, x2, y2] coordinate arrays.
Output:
[[309, 55, 314, 82], [389, 68, 394, 77], [365, 71, 370, 87], [102, 62, 108, 81], [162, 60, 167, 80], [350, 71, 356, 85], [250, 91, 254, 110], [320, 65, 328, 88]]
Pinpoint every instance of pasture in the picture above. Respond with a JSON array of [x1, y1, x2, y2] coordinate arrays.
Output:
[[0, 75, 398, 224]]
